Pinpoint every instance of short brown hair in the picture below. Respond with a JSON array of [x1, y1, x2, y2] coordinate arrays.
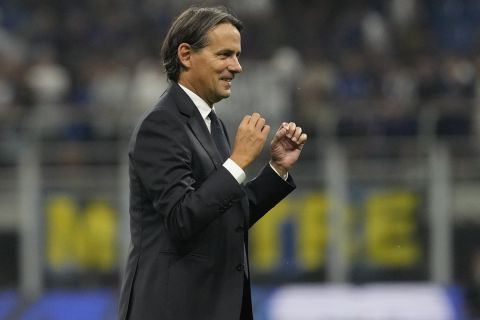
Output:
[[160, 6, 243, 82]]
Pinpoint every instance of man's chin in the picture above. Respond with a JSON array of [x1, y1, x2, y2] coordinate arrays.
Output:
[[218, 89, 232, 99], [211, 91, 231, 104]]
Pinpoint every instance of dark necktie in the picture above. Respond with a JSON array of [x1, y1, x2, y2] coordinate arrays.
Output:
[[209, 110, 230, 161], [209, 110, 249, 278]]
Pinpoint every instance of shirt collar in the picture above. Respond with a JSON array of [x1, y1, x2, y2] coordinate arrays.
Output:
[[178, 83, 213, 121]]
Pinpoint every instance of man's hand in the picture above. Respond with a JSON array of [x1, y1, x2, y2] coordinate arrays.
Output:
[[270, 122, 307, 176], [230, 113, 270, 169]]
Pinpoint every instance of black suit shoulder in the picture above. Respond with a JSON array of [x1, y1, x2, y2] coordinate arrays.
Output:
[[129, 91, 186, 150]]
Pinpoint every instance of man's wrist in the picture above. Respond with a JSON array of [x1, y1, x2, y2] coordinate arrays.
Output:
[[269, 161, 288, 180], [223, 158, 246, 184]]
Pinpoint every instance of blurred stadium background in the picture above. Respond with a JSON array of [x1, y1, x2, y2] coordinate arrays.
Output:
[[1, 0, 480, 319]]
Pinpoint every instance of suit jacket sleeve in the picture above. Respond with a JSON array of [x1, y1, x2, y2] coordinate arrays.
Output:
[[131, 109, 246, 244], [244, 164, 296, 228]]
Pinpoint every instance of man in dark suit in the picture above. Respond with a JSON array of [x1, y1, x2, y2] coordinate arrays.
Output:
[[119, 6, 307, 320]]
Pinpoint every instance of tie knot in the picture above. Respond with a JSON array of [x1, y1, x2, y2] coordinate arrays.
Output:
[[208, 110, 218, 122], [208, 110, 218, 121]]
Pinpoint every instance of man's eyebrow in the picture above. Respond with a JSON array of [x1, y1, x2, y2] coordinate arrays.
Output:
[[216, 48, 241, 55]]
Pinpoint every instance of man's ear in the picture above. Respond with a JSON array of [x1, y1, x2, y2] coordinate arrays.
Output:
[[177, 43, 192, 69]]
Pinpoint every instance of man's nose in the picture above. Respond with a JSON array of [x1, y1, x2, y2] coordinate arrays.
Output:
[[229, 57, 242, 73]]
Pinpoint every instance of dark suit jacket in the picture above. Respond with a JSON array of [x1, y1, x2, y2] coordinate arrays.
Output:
[[119, 83, 295, 320]]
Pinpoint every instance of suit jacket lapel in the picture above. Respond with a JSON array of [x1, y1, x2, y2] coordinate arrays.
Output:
[[169, 83, 224, 168]]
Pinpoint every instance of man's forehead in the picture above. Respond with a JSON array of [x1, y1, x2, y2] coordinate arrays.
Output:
[[206, 23, 241, 46], [208, 23, 240, 37]]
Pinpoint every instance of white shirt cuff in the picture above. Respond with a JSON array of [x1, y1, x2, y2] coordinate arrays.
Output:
[[269, 162, 288, 181], [223, 158, 246, 184]]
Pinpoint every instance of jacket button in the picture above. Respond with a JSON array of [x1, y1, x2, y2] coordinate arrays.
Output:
[[235, 225, 244, 232], [236, 264, 244, 271]]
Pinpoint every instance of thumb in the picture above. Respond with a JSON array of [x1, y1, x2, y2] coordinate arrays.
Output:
[[272, 122, 288, 141], [275, 122, 288, 139]]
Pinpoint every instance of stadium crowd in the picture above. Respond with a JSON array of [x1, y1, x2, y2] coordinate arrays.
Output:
[[0, 0, 479, 144]]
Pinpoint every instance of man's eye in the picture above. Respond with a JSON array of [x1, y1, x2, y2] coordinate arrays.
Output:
[[218, 52, 232, 58]]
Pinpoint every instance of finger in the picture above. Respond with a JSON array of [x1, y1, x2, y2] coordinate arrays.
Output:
[[249, 112, 261, 127], [261, 124, 271, 137], [241, 115, 251, 127], [297, 133, 308, 144], [291, 126, 302, 142], [287, 122, 296, 137], [256, 117, 266, 131]]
